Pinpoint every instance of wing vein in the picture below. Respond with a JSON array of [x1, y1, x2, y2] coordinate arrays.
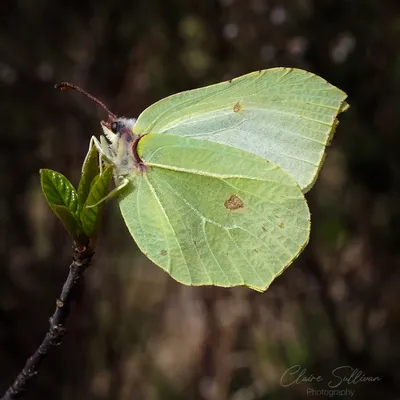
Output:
[[144, 175, 192, 283]]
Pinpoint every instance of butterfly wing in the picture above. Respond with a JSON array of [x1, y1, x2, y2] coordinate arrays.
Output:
[[133, 68, 348, 192]]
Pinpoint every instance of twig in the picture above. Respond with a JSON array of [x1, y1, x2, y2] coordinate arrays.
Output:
[[1, 244, 94, 400]]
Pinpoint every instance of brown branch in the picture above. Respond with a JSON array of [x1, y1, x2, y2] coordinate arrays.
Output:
[[0, 244, 94, 400]]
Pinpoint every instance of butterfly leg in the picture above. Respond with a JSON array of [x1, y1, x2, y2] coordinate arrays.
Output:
[[82, 135, 109, 173], [86, 176, 130, 208], [85, 135, 117, 174]]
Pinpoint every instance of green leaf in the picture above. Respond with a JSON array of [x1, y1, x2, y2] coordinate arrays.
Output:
[[119, 134, 310, 292], [40, 169, 82, 238], [133, 67, 348, 192], [80, 165, 113, 238], [53, 205, 82, 240], [78, 144, 100, 205]]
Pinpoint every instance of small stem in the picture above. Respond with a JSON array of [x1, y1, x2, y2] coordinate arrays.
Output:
[[1, 244, 94, 400]]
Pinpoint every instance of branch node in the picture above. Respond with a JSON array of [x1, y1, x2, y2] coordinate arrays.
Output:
[[56, 299, 64, 308]]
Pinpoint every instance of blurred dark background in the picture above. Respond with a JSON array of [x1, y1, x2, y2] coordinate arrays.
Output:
[[1, 0, 400, 399]]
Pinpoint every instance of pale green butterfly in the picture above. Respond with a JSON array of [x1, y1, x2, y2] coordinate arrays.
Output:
[[58, 68, 348, 291]]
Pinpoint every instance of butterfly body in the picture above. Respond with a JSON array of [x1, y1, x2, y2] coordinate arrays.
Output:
[[96, 117, 143, 178]]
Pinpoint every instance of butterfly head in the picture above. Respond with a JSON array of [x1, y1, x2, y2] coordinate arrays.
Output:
[[55, 82, 142, 175], [102, 116, 137, 144]]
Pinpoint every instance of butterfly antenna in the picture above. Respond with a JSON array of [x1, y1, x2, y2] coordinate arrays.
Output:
[[55, 82, 116, 119]]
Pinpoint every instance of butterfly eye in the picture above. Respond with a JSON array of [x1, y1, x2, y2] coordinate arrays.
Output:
[[110, 121, 119, 133]]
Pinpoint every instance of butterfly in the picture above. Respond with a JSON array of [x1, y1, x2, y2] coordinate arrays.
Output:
[[56, 68, 348, 291]]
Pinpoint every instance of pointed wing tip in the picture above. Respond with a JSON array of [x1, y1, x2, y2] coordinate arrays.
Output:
[[340, 100, 350, 113]]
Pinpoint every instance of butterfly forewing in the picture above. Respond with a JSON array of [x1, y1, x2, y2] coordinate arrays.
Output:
[[133, 68, 348, 192]]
